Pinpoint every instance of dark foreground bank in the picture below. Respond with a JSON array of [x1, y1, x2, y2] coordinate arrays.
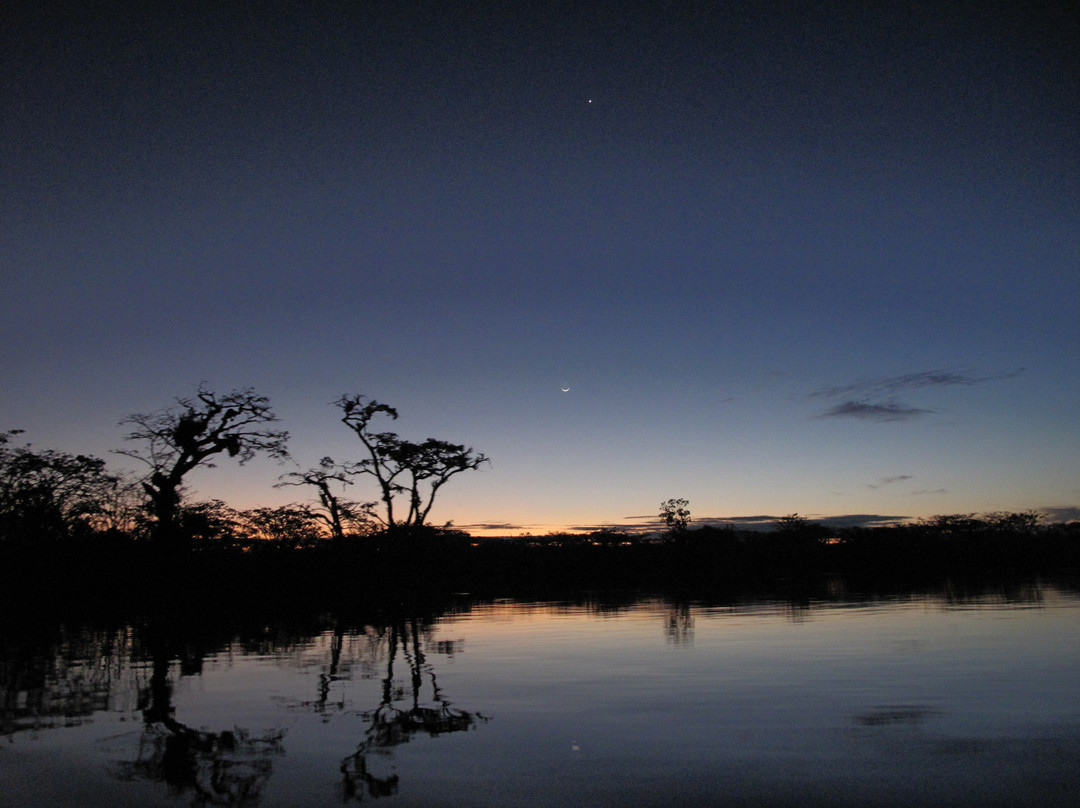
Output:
[[2, 518, 1078, 616]]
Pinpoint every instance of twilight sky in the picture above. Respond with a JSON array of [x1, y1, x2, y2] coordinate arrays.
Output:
[[2, 1, 1078, 534]]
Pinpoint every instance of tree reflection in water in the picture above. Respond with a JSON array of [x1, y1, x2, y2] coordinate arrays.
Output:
[[0, 608, 485, 805], [664, 603, 694, 644], [340, 616, 487, 801], [114, 631, 285, 806]]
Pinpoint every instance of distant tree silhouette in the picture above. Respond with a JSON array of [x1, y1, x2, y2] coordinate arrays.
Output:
[[660, 498, 691, 534], [587, 526, 638, 546], [916, 513, 985, 535], [983, 510, 1043, 534], [774, 513, 811, 533], [77, 473, 145, 537], [240, 504, 325, 548], [770, 514, 829, 568], [335, 395, 488, 536], [174, 499, 244, 547], [275, 457, 376, 540], [0, 429, 119, 544], [117, 387, 289, 547]]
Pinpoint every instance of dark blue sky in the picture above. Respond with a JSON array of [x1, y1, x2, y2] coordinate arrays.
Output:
[[2, 1, 1077, 533]]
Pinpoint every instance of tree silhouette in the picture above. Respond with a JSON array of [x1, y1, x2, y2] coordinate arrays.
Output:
[[775, 513, 810, 533], [659, 498, 691, 534], [172, 499, 244, 546], [240, 504, 324, 548], [117, 387, 289, 546], [335, 395, 488, 536], [275, 457, 376, 540], [0, 429, 119, 544]]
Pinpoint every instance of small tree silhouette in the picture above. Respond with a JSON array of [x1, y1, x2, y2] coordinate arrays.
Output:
[[275, 457, 376, 540], [775, 513, 810, 533], [660, 498, 691, 534]]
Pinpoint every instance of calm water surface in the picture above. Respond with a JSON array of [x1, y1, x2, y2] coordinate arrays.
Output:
[[3, 584, 1079, 807]]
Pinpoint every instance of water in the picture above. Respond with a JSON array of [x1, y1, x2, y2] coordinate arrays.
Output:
[[3, 584, 1079, 807]]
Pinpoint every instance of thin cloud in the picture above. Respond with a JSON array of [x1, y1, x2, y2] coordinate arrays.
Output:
[[1041, 507, 1079, 523], [713, 515, 782, 526], [812, 367, 1024, 422], [911, 489, 949, 495], [867, 475, 914, 489], [465, 514, 919, 535], [457, 522, 526, 532], [812, 514, 911, 529], [811, 368, 1024, 400], [702, 514, 911, 530], [882, 475, 913, 485], [820, 401, 934, 422]]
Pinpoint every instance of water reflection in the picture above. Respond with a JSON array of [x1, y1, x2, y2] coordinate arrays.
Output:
[[115, 624, 285, 806], [664, 603, 694, 644], [1, 578, 1078, 807], [854, 705, 941, 726], [1, 609, 486, 806], [0, 626, 133, 736], [338, 617, 486, 800]]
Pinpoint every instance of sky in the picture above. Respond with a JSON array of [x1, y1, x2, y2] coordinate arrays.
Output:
[[2, 1, 1078, 535]]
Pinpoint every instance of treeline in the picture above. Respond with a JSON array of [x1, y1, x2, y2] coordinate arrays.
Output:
[[460, 513, 1080, 593], [2, 492, 1077, 614], [2, 385, 1078, 608], [0, 436, 399, 552], [0, 386, 487, 553]]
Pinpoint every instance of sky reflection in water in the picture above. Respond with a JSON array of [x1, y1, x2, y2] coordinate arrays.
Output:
[[2, 587, 1079, 807]]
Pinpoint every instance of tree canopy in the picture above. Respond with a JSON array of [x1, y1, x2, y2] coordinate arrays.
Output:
[[336, 394, 488, 535], [0, 429, 119, 544], [117, 387, 289, 544]]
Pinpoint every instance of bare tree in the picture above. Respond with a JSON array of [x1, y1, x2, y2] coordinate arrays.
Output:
[[116, 387, 289, 546], [275, 457, 376, 540], [335, 395, 488, 536]]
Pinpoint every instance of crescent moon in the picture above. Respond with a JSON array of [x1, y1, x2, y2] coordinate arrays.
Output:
[[561, 387, 571, 392]]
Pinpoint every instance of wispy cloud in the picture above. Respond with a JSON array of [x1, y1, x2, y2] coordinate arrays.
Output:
[[911, 488, 949, 496], [867, 474, 914, 489], [457, 522, 526, 532], [820, 401, 933, 422], [464, 513, 918, 535], [811, 368, 1024, 401], [1042, 506, 1080, 523], [811, 368, 1023, 422], [707, 514, 911, 530], [882, 475, 913, 485]]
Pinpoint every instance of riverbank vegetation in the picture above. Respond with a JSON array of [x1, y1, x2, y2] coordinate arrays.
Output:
[[2, 507, 1078, 613], [2, 387, 1078, 611]]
